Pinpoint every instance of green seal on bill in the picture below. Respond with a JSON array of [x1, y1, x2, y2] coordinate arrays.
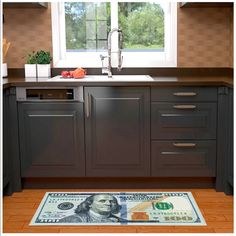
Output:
[[154, 202, 174, 210]]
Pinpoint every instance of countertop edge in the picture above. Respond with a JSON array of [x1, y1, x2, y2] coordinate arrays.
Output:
[[3, 76, 234, 89]]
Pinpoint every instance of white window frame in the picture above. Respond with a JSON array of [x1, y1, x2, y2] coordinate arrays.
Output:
[[51, 1, 177, 68]]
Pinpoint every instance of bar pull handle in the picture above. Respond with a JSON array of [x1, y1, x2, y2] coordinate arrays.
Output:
[[173, 143, 196, 147], [86, 93, 91, 118], [173, 105, 196, 109], [173, 92, 197, 96]]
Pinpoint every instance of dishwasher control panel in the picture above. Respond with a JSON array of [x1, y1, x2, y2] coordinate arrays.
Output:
[[16, 87, 83, 102]]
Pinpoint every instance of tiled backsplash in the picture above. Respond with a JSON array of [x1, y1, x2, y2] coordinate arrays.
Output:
[[177, 6, 233, 67], [3, 4, 233, 68], [3, 5, 52, 68]]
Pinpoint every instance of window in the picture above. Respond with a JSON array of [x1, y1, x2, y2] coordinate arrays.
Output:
[[65, 2, 111, 51], [51, 1, 177, 68]]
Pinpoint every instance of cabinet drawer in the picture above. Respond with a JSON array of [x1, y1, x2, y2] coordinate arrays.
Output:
[[151, 102, 216, 139], [151, 141, 216, 177], [151, 87, 217, 102]]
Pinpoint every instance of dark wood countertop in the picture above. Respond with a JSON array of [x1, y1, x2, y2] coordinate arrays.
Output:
[[2, 75, 233, 89]]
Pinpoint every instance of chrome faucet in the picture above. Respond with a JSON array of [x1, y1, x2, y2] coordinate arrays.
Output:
[[100, 28, 123, 78]]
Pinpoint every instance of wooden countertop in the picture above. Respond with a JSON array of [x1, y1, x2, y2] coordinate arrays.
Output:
[[2, 75, 233, 89]]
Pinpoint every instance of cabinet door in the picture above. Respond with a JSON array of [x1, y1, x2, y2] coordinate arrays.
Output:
[[85, 87, 150, 177], [18, 102, 85, 177], [227, 88, 233, 188], [3, 90, 10, 188]]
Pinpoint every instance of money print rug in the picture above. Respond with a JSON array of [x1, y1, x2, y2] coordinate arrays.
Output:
[[30, 192, 206, 226]]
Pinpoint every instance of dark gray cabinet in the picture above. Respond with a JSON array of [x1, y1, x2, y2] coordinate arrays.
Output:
[[3, 83, 233, 194], [3, 88, 21, 195], [84, 87, 150, 177], [151, 86, 217, 177], [151, 103, 217, 140], [151, 87, 217, 102], [227, 88, 233, 190], [18, 102, 85, 177], [216, 87, 234, 194], [151, 141, 216, 177], [3, 89, 10, 189]]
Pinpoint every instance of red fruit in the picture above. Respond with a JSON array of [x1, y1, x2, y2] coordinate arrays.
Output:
[[69, 71, 74, 77], [61, 71, 70, 77], [73, 68, 86, 78]]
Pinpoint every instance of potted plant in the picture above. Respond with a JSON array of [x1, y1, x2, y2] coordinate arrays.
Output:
[[36, 50, 52, 77], [25, 51, 37, 77]]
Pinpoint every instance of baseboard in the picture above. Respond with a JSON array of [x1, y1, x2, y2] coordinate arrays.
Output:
[[22, 177, 215, 189]]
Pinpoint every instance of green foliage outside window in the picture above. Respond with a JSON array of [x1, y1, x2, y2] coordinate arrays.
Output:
[[65, 2, 164, 51], [65, 2, 110, 50], [119, 3, 164, 50]]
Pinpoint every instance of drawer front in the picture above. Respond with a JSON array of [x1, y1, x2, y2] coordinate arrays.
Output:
[[151, 141, 216, 177], [151, 87, 217, 102], [151, 103, 217, 139]]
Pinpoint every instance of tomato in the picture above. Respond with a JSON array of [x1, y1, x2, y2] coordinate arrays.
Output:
[[61, 71, 70, 77]]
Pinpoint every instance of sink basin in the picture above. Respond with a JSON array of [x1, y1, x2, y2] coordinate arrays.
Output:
[[48, 75, 153, 82]]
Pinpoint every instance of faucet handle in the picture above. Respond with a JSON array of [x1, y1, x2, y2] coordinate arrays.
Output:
[[100, 54, 109, 75], [100, 54, 107, 61]]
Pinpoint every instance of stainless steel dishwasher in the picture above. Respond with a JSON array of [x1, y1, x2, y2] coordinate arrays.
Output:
[[16, 87, 86, 179]]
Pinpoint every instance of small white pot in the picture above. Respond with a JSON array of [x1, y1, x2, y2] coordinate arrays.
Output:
[[2, 63, 8, 77], [37, 64, 51, 77], [25, 64, 37, 78]]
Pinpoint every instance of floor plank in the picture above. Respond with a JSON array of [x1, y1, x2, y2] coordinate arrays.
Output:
[[3, 188, 233, 233]]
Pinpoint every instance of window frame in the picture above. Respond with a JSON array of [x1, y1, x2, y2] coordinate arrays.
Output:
[[51, 1, 177, 68]]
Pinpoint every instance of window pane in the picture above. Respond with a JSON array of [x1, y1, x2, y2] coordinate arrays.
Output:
[[65, 2, 110, 52], [118, 2, 165, 51]]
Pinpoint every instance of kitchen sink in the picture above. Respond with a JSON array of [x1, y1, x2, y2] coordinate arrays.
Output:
[[48, 75, 154, 82]]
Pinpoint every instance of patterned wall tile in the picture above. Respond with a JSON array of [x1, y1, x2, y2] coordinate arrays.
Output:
[[177, 6, 233, 67], [3, 5, 52, 68]]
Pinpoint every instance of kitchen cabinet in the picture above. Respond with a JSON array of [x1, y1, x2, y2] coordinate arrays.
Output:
[[216, 87, 234, 194], [151, 86, 217, 177], [223, 87, 233, 195], [18, 102, 85, 177], [152, 141, 216, 177], [151, 103, 216, 140], [227, 88, 233, 191], [3, 89, 10, 189], [3, 81, 233, 195], [84, 87, 150, 177], [3, 88, 21, 195]]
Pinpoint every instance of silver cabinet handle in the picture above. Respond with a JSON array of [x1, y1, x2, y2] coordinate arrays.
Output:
[[86, 93, 91, 118], [173, 92, 197, 96], [173, 105, 196, 109], [173, 143, 196, 147]]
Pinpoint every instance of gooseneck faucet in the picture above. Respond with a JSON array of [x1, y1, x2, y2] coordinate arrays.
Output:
[[100, 28, 123, 78]]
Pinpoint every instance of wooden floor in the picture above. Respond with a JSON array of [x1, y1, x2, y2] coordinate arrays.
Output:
[[2, 188, 234, 233]]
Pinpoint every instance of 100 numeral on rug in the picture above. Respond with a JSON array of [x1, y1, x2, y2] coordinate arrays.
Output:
[[30, 192, 206, 225]]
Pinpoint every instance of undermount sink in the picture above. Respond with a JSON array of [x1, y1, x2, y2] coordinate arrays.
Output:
[[48, 75, 153, 82]]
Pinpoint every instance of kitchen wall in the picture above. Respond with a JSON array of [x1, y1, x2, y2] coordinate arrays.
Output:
[[177, 6, 233, 67], [3, 5, 52, 68], [3, 3, 233, 68]]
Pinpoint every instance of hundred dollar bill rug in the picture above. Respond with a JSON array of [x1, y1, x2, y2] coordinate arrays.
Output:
[[30, 192, 206, 226]]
